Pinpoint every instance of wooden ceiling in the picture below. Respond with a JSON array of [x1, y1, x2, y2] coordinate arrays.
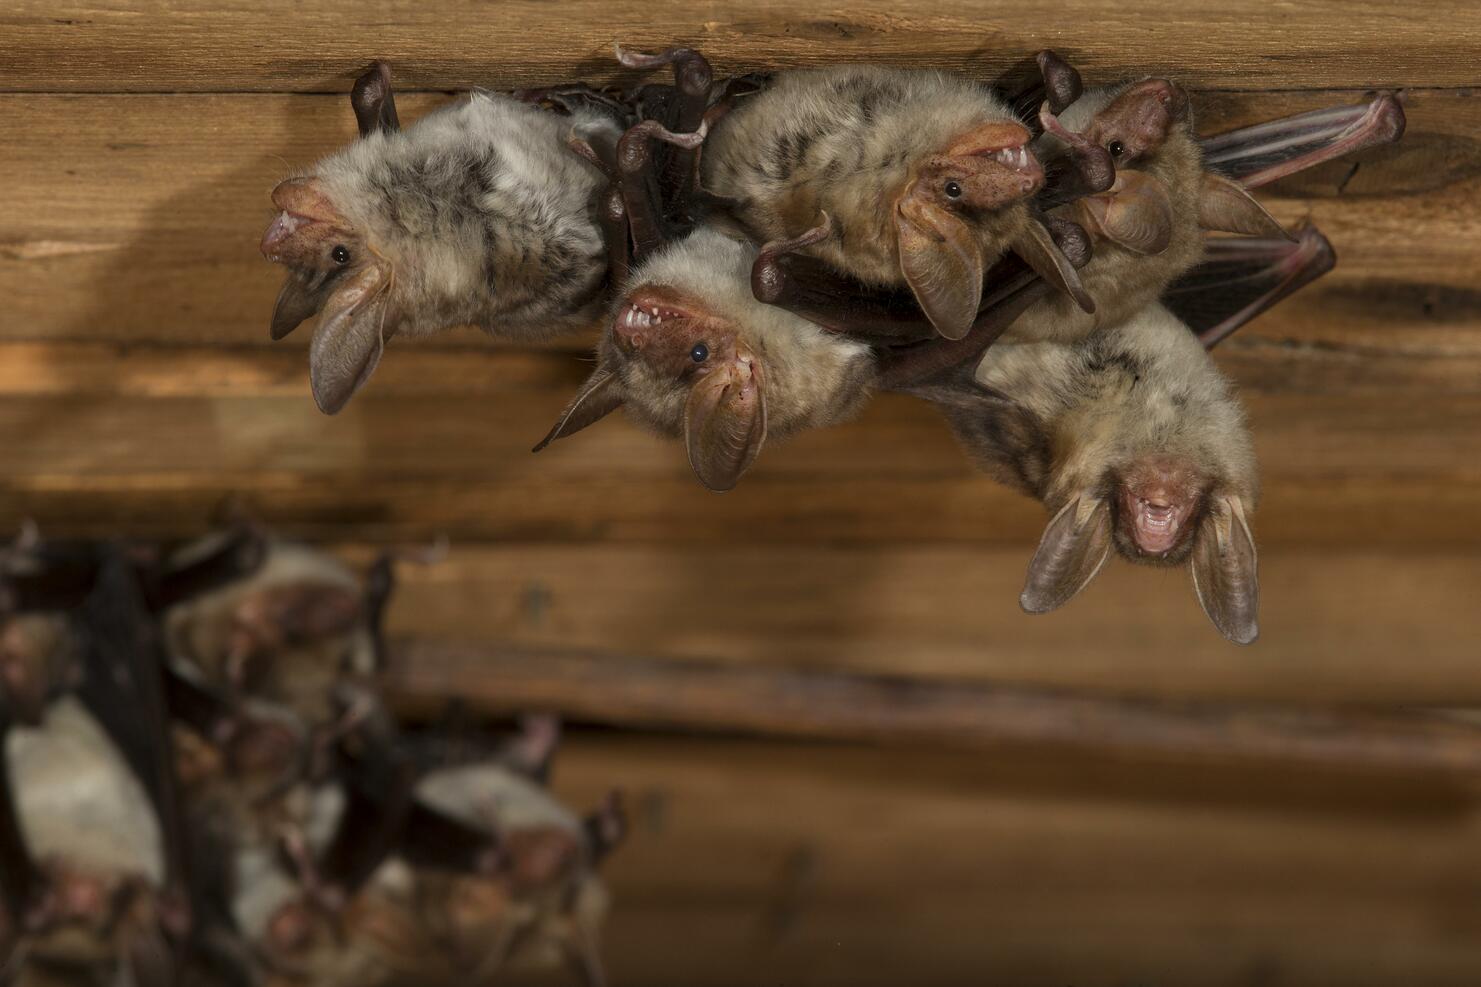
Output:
[[4, 2, 1481, 983]]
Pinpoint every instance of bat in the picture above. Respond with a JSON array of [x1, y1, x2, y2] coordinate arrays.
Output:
[[702, 63, 1096, 340], [916, 303, 1262, 643], [261, 62, 622, 414], [529, 46, 879, 491], [536, 223, 880, 491], [1011, 80, 1403, 344], [160, 538, 378, 727]]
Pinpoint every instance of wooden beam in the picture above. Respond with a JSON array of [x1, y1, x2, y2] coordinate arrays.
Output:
[[384, 640, 1481, 778], [545, 734, 1481, 987], [4, 1, 1478, 92]]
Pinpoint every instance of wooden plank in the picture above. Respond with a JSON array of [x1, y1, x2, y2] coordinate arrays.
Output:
[[1, 341, 1479, 548], [383, 640, 1481, 778], [0, 89, 1477, 351], [3, 1, 1479, 93], [545, 734, 1481, 986], [356, 545, 1481, 705]]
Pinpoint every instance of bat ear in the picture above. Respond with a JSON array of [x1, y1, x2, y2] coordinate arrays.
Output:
[[532, 367, 625, 452], [1190, 495, 1260, 645], [1078, 171, 1174, 256], [895, 200, 985, 341], [270, 276, 332, 340], [1198, 173, 1291, 239], [351, 61, 401, 137], [308, 261, 393, 415], [1011, 219, 1095, 314], [1020, 495, 1113, 614], [683, 361, 767, 492]]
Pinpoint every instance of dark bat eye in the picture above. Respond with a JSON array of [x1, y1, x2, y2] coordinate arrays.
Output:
[[331, 245, 351, 265], [1107, 140, 1125, 158], [944, 180, 963, 199], [690, 342, 710, 363]]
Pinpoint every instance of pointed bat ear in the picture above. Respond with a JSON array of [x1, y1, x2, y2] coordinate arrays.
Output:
[[1020, 495, 1113, 614], [683, 360, 767, 492], [351, 62, 401, 137], [1011, 219, 1095, 314], [1190, 495, 1259, 645], [532, 367, 625, 452], [1078, 171, 1174, 256], [1198, 173, 1291, 239], [270, 276, 332, 340], [896, 199, 985, 341], [308, 261, 393, 415]]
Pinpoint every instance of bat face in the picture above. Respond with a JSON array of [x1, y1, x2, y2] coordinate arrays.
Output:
[[1111, 456, 1209, 560], [535, 228, 877, 491], [1083, 79, 1190, 168], [612, 285, 767, 492], [262, 177, 396, 416], [951, 305, 1260, 643]]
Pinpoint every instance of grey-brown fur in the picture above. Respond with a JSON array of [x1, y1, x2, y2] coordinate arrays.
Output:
[[1006, 86, 1207, 343], [947, 302, 1256, 518], [309, 93, 618, 342], [609, 225, 879, 440], [703, 67, 1031, 286]]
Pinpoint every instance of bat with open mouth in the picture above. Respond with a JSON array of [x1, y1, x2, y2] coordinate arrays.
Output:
[[530, 46, 882, 492], [261, 62, 622, 415], [701, 62, 1096, 341], [1005, 77, 1403, 345], [916, 302, 1263, 643]]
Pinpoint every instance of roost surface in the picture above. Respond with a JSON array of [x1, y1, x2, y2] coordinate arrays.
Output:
[[4, 3, 1481, 984]]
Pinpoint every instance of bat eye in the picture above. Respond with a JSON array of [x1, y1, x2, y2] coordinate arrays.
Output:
[[690, 342, 710, 363], [943, 180, 963, 200], [1107, 140, 1126, 158], [331, 245, 351, 265]]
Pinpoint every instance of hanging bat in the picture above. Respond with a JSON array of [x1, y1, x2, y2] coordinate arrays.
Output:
[[1008, 80, 1403, 344], [701, 64, 1095, 340], [535, 223, 880, 491], [2, 693, 174, 985], [261, 62, 622, 414], [408, 760, 624, 986], [917, 302, 1261, 643], [160, 538, 380, 727], [526, 46, 878, 491]]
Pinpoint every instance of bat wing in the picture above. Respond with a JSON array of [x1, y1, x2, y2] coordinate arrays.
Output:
[[1164, 225, 1335, 348], [73, 551, 193, 913], [1199, 94, 1405, 190]]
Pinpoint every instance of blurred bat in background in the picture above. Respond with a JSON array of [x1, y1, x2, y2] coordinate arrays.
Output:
[[261, 62, 622, 414]]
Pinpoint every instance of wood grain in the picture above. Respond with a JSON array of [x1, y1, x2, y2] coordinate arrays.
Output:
[[2, 341, 1479, 548], [384, 640, 1481, 777], [343, 544, 1481, 705], [547, 734, 1481, 987], [3, 1, 1479, 93]]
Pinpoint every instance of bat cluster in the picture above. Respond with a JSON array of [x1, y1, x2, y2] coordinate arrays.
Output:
[[263, 50, 1405, 643], [0, 526, 624, 987]]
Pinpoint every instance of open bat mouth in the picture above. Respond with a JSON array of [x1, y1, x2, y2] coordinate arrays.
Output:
[[612, 287, 707, 352], [1121, 488, 1198, 557], [988, 144, 1036, 173]]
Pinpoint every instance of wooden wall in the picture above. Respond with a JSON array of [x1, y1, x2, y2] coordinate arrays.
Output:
[[5, 2, 1481, 984]]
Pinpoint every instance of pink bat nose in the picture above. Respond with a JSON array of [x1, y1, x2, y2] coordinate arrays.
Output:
[[260, 210, 310, 260]]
